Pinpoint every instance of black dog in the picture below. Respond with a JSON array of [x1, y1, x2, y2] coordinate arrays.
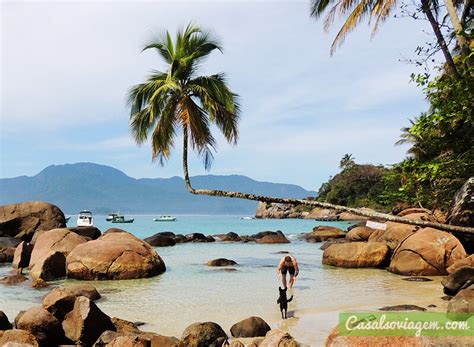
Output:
[[277, 287, 293, 319]]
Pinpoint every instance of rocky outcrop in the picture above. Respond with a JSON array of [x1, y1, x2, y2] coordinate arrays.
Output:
[[67, 226, 101, 240], [323, 242, 390, 268], [179, 322, 227, 347], [389, 228, 467, 276], [304, 207, 339, 220], [368, 221, 418, 250], [0, 329, 39, 346], [214, 232, 241, 242], [0, 236, 21, 248], [0, 311, 13, 330], [345, 226, 375, 241], [448, 255, 474, 274], [16, 306, 66, 345], [29, 228, 88, 269], [0, 201, 66, 241], [230, 316, 271, 338], [256, 231, 290, 244], [259, 328, 298, 347], [442, 266, 474, 296], [144, 233, 176, 247], [302, 226, 346, 243], [255, 202, 294, 219], [62, 296, 116, 345], [207, 258, 237, 267], [0, 247, 15, 263], [43, 284, 101, 320], [30, 251, 67, 281], [66, 229, 166, 280], [0, 273, 28, 284], [12, 241, 33, 269], [447, 177, 473, 227]]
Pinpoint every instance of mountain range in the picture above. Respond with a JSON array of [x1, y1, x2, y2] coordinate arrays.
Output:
[[0, 163, 315, 214]]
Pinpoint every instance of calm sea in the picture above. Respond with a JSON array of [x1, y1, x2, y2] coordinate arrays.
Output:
[[0, 215, 446, 346]]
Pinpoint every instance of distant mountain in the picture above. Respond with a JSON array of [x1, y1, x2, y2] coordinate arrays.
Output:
[[0, 163, 315, 214]]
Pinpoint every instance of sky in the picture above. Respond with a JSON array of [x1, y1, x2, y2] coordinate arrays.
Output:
[[1, 0, 436, 191]]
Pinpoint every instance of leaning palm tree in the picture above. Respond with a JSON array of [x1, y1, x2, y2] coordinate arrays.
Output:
[[128, 24, 473, 234]]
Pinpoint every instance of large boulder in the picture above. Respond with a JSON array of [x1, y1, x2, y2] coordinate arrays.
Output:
[[0, 311, 13, 330], [442, 266, 474, 296], [179, 322, 227, 347], [62, 296, 116, 345], [323, 242, 390, 268], [29, 251, 67, 281], [0, 236, 21, 248], [43, 284, 101, 320], [302, 226, 346, 243], [0, 201, 66, 241], [16, 306, 66, 345], [207, 258, 237, 267], [389, 228, 467, 276], [368, 222, 418, 250], [144, 233, 176, 247], [255, 202, 293, 219], [12, 241, 33, 269], [304, 207, 339, 220], [448, 255, 474, 274], [230, 316, 271, 338], [67, 226, 101, 240], [0, 273, 28, 285], [345, 226, 375, 241], [66, 228, 166, 280], [29, 228, 88, 269], [214, 232, 241, 242], [256, 231, 290, 244], [447, 177, 473, 227], [259, 329, 298, 347], [447, 285, 474, 315], [0, 247, 15, 263], [0, 329, 39, 346]]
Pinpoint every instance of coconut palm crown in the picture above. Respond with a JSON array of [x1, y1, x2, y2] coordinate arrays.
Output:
[[128, 24, 240, 176]]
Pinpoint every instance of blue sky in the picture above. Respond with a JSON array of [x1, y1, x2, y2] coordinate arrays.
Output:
[[1, 0, 436, 190]]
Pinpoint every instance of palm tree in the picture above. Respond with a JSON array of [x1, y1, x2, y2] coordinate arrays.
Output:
[[128, 24, 473, 234], [309, 0, 462, 78], [339, 153, 356, 169]]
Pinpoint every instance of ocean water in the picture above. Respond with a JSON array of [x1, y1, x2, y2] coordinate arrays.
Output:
[[0, 216, 447, 346]]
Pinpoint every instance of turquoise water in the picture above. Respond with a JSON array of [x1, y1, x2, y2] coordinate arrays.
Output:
[[0, 216, 447, 346]]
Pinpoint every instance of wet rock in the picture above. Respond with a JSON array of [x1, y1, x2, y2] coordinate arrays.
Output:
[[111, 317, 141, 334], [345, 226, 375, 241], [447, 285, 474, 316], [302, 226, 346, 243], [186, 233, 207, 242], [179, 321, 227, 347], [0, 329, 39, 346], [207, 258, 237, 267], [0, 201, 66, 241], [0, 273, 28, 285], [389, 228, 467, 276], [62, 296, 116, 345], [174, 234, 187, 244], [256, 231, 290, 244], [442, 266, 474, 296], [215, 232, 241, 242], [259, 328, 298, 347], [323, 242, 389, 268], [17, 306, 66, 345], [43, 283, 101, 320], [402, 277, 433, 282], [0, 236, 21, 248], [230, 316, 271, 338], [66, 229, 166, 280], [144, 233, 176, 247], [29, 228, 88, 269], [31, 278, 49, 289], [29, 251, 67, 281], [0, 311, 13, 330], [0, 247, 15, 263], [12, 241, 33, 269], [379, 304, 426, 311], [204, 235, 216, 243], [447, 255, 474, 274]]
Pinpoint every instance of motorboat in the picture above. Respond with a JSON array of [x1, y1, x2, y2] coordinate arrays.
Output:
[[106, 213, 119, 222], [77, 210, 93, 227], [110, 215, 134, 223], [153, 216, 177, 222], [240, 216, 255, 220]]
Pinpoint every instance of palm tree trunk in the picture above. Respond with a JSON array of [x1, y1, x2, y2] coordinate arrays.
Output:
[[443, 0, 471, 61], [421, 0, 461, 79], [182, 133, 474, 234]]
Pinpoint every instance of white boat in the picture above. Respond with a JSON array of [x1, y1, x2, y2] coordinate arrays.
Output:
[[77, 210, 94, 227], [240, 216, 255, 220], [153, 216, 177, 222]]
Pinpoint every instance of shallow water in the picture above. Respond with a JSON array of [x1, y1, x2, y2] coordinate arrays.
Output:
[[0, 216, 447, 346]]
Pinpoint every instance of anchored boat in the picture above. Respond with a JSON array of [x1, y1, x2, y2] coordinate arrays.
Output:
[[153, 216, 177, 222], [77, 210, 93, 227]]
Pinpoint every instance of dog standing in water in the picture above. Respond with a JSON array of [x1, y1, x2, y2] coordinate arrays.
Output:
[[277, 287, 293, 319]]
